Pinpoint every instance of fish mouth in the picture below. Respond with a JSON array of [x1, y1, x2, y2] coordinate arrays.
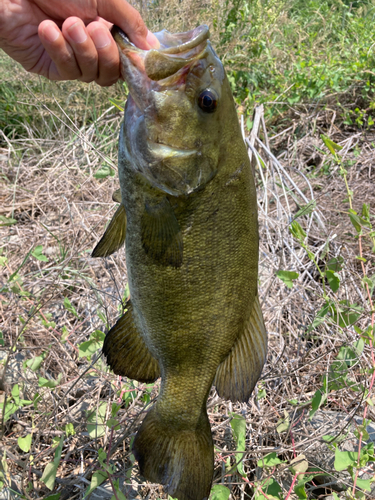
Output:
[[111, 24, 209, 83], [147, 141, 197, 160]]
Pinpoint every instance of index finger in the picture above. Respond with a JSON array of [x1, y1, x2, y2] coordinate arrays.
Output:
[[96, 0, 159, 49]]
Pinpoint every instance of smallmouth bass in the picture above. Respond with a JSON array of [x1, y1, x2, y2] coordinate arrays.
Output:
[[93, 24, 267, 500]]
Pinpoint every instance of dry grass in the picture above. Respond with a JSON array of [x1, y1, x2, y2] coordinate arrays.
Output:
[[1, 9, 375, 499]]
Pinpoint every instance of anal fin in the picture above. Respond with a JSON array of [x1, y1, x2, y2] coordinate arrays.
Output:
[[103, 301, 160, 383], [214, 293, 267, 402], [92, 204, 126, 258], [141, 197, 183, 268]]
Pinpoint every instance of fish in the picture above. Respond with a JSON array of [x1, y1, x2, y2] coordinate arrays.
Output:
[[92, 24, 267, 500]]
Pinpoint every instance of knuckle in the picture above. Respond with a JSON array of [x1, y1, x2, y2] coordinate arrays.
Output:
[[95, 75, 118, 87], [79, 75, 96, 83], [55, 55, 81, 79], [82, 53, 98, 68], [130, 13, 147, 39]]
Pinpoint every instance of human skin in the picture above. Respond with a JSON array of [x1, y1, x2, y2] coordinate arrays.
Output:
[[0, 0, 159, 86]]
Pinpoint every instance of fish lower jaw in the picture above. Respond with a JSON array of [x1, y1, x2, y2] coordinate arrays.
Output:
[[147, 140, 197, 159]]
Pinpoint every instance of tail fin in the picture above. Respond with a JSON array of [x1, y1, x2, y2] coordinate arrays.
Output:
[[133, 405, 213, 500]]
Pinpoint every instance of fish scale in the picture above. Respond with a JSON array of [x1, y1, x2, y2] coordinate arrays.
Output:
[[93, 24, 267, 500]]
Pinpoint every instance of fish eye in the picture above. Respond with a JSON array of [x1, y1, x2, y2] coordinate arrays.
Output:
[[198, 89, 218, 113]]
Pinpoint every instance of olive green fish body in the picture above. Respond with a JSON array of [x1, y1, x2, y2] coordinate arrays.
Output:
[[94, 25, 267, 500], [122, 124, 258, 409]]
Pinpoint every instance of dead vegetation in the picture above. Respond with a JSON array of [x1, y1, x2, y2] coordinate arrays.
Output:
[[1, 4, 375, 496]]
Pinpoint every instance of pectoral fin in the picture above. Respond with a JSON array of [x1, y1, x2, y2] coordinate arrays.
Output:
[[92, 204, 127, 258], [141, 197, 183, 268], [214, 293, 267, 402], [103, 300, 160, 383]]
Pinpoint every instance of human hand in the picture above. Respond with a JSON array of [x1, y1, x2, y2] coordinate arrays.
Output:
[[0, 0, 159, 86]]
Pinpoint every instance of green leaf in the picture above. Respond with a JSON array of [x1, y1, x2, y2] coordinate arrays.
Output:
[[257, 452, 285, 468], [361, 203, 371, 221], [85, 470, 108, 497], [18, 433, 32, 452], [210, 484, 230, 500], [63, 297, 79, 318], [276, 270, 299, 289], [355, 478, 371, 492], [326, 270, 340, 292], [349, 210, 362, 233], [355, 424, 370, 442], [289, 220, 306, 243], [334, 449, 357, 471], [94, 165, 115, 179], [38, 373, 62, 389], [276, 410, 290, 433], [293, 200, 316, 220], [41, 435, 64, 490], [78, 330, 105, 358], [61, 326, 69, 343], [0, 331, 3, 347], [336, 340, 363, 367], [45, 494, 61, 500], [65, 423, 75, 437], [97, 448, 107, 466], [309, 389, 326, 418], [230, 412, 246, 476], [11, 384, 20, 405], [109, 478, 127, 500], [254, 477, 282, 500], [0, 256, 8, 267], [0, 215, 17, 227], [41, 462, 58, 491], [327, 256, 344, 272], [329, 300, 363, 328], [321, 134, 343, 155], [24, 354, 45, 372], [362, 275, 375, 295], [31, 245, 48, 262], [110, 490, 127, 500], [87, 402, 107, 439], [348, 209, 372, 233], [257, 388, 266, 400], [293, 478, 307, 499], [106, 418, 120, 430]]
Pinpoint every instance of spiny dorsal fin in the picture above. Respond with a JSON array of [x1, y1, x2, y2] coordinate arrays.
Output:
[[102, 300, 160, 383], [112, 189, 122, 203], [141, 197, 183, 268], [92, 204, 126, 258], [214, 293, 267, 402]]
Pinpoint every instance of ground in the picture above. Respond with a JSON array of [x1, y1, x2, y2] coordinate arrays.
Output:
[[1, 24, 375, 500]]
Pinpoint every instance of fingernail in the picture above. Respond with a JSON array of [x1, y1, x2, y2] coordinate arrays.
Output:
[[146, 30, 160, 49], [68, 22, 87, 44], [43, 23, 60, 43], [91, 28, 111, 49]]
